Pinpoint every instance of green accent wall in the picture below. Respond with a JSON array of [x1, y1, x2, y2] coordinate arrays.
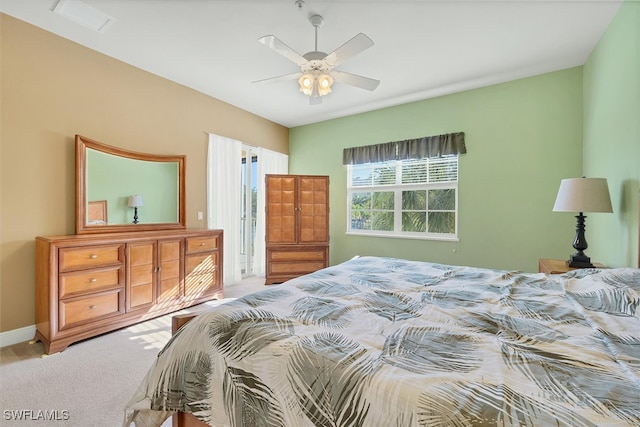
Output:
[[290, 68, 584, 273], [583, 0, 640, 268]]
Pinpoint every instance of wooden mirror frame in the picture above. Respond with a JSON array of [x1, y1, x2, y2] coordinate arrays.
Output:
[[75, 135, 186, 234]]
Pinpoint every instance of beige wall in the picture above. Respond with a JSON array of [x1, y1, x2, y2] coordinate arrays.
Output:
[[0, 14, 289, 333]]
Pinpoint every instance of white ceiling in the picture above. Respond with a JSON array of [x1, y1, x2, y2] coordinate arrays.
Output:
[[1, 0, 623, 128]]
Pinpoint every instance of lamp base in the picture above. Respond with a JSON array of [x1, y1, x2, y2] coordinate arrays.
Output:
[[568, 253, 594, 268]]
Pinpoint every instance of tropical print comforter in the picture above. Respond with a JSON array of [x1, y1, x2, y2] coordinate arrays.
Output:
[[124, 256, 640, 427]]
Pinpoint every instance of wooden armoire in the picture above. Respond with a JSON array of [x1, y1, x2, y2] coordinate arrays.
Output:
[[265, 174, 329, 284]]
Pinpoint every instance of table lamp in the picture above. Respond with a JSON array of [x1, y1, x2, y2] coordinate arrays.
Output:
[[552, 177, 612, 268]]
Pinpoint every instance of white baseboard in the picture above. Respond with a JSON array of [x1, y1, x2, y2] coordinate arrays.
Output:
[[0, 325, 36, 348]]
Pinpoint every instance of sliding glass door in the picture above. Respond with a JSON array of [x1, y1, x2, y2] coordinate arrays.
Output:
[[240, 147, 258, 277]]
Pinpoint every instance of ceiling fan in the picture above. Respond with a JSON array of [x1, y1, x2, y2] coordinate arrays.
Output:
[[254, 14, 380, 105]]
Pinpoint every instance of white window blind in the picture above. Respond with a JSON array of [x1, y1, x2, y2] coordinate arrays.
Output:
[[347, 155, 459, 240]]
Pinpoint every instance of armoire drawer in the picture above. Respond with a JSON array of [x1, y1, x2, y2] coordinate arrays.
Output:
[[186, 236, 219, 254], [269, 249, 326, 262], [59, 266, 123, 298], [268, 261, 326, 275], [59, 290, 124, 330], [59, 244, 124, 272]]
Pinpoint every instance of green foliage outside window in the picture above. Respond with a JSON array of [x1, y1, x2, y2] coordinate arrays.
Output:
[[348, 157, 458, 238]]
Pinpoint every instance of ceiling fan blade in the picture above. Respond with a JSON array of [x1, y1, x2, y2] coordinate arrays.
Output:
[[331, 70, 380, 91], [252, 72, 301, 85], [258, 35, 308, 66], [324, 33, 374, 67]]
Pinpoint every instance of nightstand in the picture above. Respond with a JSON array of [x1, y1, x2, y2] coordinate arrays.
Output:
[[538, 258, 606, 274]]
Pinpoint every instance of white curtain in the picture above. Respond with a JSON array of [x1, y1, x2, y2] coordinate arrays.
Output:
[[253, 147, 289, 275], [207, 133, 242, 284]]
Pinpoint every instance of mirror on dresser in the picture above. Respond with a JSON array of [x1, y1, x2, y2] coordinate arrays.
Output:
[[75, 134, 186, 234]]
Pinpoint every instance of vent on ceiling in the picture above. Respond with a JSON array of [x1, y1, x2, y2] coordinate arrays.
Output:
[[52, 0, 114, 33]]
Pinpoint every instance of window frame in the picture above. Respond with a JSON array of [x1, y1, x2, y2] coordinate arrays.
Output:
[[346, 156, 459, 241]]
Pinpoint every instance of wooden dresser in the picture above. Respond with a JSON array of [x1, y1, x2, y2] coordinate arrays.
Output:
[[265, 174, 329, 284], [35, 229, 223, 354]]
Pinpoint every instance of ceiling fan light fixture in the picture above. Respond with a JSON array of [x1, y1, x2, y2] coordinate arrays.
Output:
[[317, 74, 333, 96], [258, 14, 378, 103], [298, 74, 314, 95], [299, 73, 333, 97]]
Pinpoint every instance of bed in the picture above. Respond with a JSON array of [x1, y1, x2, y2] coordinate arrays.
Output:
[[123, 255, 639, 427]]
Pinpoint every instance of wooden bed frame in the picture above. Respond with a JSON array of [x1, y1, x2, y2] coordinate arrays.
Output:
[[171, 314, 209, 427], [170, 195, 640, 426]]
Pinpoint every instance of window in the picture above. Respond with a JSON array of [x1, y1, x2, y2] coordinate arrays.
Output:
[[347, 155, 458, 240]]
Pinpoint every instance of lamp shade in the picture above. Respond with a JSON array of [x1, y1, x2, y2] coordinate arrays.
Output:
[[127, 194, 144, 208], [298, 74, 314, 95], [553, 178, 612, 213], [317, 74, 333, 96]]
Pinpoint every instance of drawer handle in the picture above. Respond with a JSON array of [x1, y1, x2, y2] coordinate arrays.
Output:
[[89, 254, 98, 259], [89, 278, 97, 283], [200, 242, 206, 246], [89, 305, 97, 310]]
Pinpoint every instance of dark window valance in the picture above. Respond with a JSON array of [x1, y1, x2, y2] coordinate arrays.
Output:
[[343, 132, 466, 165]]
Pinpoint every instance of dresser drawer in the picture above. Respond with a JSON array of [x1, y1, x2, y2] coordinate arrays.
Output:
[[185, 252, 220, 298], [59, 244, 124, 272], [269, 249, 326, 262], [186, 252, 219, 275], [59, 266, 123, 298], [186, 235, 219, 254], [59, 290, 123, 330], [184, 271, 219, 298]]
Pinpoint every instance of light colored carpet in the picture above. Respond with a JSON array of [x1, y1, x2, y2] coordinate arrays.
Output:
[[0, 276, 267, 427]]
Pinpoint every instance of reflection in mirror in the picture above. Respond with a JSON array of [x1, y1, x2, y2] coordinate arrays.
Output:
[[86, 149, 179, 224], [87, 200, 108, 224], [76, 135, 186, 234]]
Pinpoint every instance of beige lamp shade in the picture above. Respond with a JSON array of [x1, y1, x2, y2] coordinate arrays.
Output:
[[127, 195, 144, 208], [553, 178, 612, 213]]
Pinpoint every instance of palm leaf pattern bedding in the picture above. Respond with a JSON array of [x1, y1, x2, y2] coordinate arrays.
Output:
[[124, 256, 640, 427]]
